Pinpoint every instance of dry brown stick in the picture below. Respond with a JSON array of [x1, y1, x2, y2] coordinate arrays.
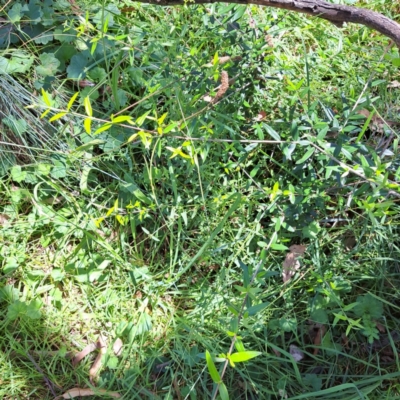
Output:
[[122, 0, 400, 48]]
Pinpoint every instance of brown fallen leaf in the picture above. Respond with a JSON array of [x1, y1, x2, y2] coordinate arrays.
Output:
[[282, 245, 307, 283], [375, 321, 386, 333], [341, 333, 349, 348], [388, 80, 400, 88], [289, 244, 307, 257], [54, 387, 121, 399], [113, 338, 123, 357], [357, 109, 398, 133], [265, 34, 274, 47], [312, 324, 327, 355], [0, 214, 10, 225], [204, 55, 242, 67], [343, 230, 357, 251], [72, 343, 97, 367], [89, 335, 107, 384], [254, 110, 267, 122]]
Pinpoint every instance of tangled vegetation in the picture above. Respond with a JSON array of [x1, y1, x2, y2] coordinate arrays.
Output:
[[1, 0, 400, 399]]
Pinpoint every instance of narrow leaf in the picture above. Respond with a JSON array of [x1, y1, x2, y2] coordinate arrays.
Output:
[[157, 112, 168, 125], [94, 123, 112, 135], [74, 139, 105, 152], [84, 97, 92, 117], [49, 112, 67, 122], [84, 118, 91, 134], [41, 88, 51, 106], [263, 124, 281, 140], [218, 382, 229, 400], [40, 109, 51, 119], [136, 110, 151, 126], [246, 302, 270, 316], [111, 115, 133, 124], [296, 147, 315, 164], [67, 92, 79, 111], [206, 350, 221, 384]]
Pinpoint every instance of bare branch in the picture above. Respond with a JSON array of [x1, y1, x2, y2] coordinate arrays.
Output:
[[123, 0, 400, 48]]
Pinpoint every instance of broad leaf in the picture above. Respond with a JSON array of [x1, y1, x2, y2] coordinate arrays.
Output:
[[229, 351, 262, 363]]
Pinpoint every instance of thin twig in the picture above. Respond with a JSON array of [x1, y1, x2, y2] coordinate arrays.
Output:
[[26, 351, 58, 398]]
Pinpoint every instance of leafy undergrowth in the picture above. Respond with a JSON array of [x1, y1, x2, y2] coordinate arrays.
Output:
[[1, 0, 400, 399]]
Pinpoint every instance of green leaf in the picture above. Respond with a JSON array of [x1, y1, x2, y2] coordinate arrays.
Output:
[[8, 3, 23, 23], [157, 112, 168, 125], [246, 302, 270, 316], [26, 299, 42, 319], [310, 309, 329, 324], [88, 66, 107, 81], [3, 257, 19, 275], [84, 117, 92, 134], [11, 166, 27, 183], [229, 351, 262, 363], [279, 317, 297, 333], [213, 52, 219, 65], [231, 5, 246, 22], [41, 109, 51, 119], [0, 52, 34, 74], [67, 92, 80, 111], [36, 53, 60, 76], [49, 112, 67, 122], [218, 382, 229, 400], [296, 147, 315, 164], [36, 163, 52, 176], [270, 243, 288, 251], [136, 110, 151, 126], [84, 97, 92, 117], [66, 52, 90, 79], [41, 88, 51, 106], [94, 123, 113, 135], [206, 350, 221, 384], [263, 124, 281, 140], [74, 139, 105, 152], [302, 221, 320, 239], [80, 165, 91, 194], [353, 294, 383, 319], [7, 300, 27, 321], [391, 58, 400, 67], [111, 115, 133, 124]]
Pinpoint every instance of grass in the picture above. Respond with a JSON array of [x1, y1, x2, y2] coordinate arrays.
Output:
[[1, 0, 400, 398]]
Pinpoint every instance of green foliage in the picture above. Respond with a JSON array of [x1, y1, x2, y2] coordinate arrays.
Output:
[[1, 0, 400, 398]]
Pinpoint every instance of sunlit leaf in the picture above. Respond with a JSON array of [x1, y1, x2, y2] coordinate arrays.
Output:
[[111, 115, 134, 124], [206, 350, 221, 384], [49, 112, 67, 122], [84, 96, 92, 117], [157, 112, 168, 125], [67, 92, 80, 111], [219, 382, 229, 400], [84, 117, 91, 134], [41, 88, 51, 106], [40, 109, 51, 119], [94, 123, 112, 135]]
